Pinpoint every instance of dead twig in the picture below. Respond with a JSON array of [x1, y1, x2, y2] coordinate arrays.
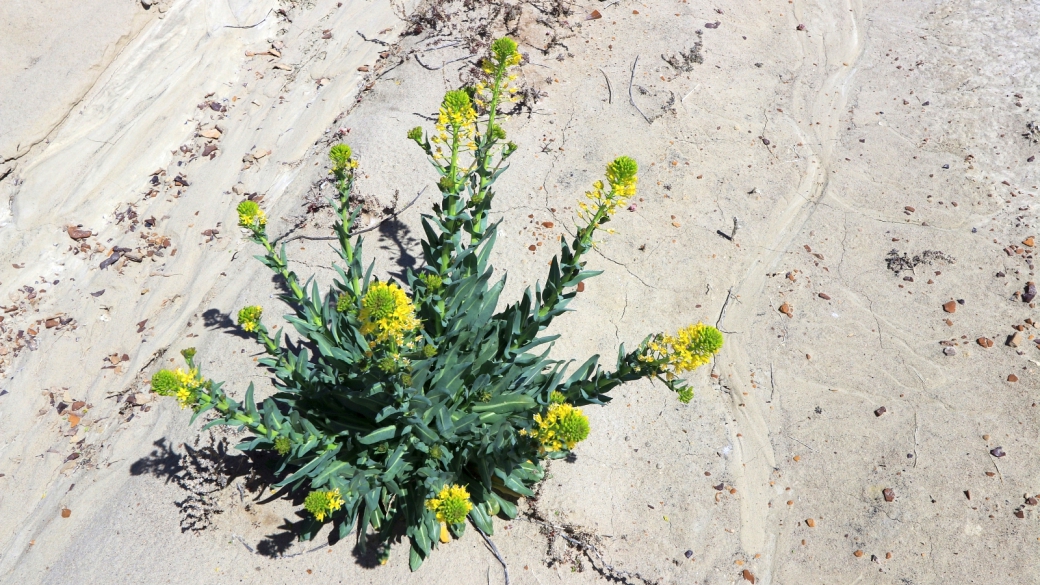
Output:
[[599, 68, 612, 104], [628, 56, 651, 124], [472, 521, 510, 585], [357, 30, 391, 46], [716, 287, 734, 333], [414, 53, 471, 70], [223, 9, 272, 29]]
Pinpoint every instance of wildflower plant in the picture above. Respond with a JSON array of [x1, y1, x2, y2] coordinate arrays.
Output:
[[152, 37, 722, 570]]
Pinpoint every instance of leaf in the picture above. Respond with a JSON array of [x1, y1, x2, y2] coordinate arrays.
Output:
[[357, 425, 397, 444], [470, 394, 535, 414]]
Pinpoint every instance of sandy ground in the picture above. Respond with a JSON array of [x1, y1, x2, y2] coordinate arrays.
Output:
[[1, 0, 1039, 583]]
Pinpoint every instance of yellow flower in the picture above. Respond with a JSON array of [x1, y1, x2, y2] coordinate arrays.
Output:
[[425, 484, 472, 525], [304, 488, 344, 522], [577, 157, 638, 223], [237, 305, 263, 333], [329, 143, 357, 172], [531, 402, 590, 452], [359, 281, 421, 346], [236, 200, 267, 230], [151, 368, 204, 409], [647, 323, 724, 375]]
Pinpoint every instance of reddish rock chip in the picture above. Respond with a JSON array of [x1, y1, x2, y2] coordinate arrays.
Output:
[[942, 300, 957, 313], [67, 226, 92, 240]]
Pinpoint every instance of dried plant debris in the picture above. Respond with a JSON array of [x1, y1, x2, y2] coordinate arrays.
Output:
[[1025, 121, 1040, 144], [662, 32, 704, 72], [522, 469, 660, 585], [885, 249, 955, 275]]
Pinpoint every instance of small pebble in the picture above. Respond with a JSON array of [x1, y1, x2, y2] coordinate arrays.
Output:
[[853, 550, 864, 558], [805, 518, 816, 527], [874, 406, 887, 417], [991, 446, 1006, 458], [942, 300, 957, 313], [977, 337, 994, 348], [1007, 374, 1019, 383], [685, 550, 694, 559], [883, 488, 895, 502]]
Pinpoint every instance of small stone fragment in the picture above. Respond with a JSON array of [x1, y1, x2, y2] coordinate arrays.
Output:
[[991, 446, 1006, 458], [1023, 236, 1035, 247], [199, 128, 221, 139], [67, 226, 92, 240], [1007, 374, 1019, 383], [883, 488, 895, 502], [964, 490, 971, 500], [977, 337, 994, 348], [684, 549, 694, 559], [779, 302, 793, 318], [942, 300, 957, 313], [874, 406, 887, 417], [1023, 282, 1037, 303], [818, 293, 831, 300], [357, 65, 370, 72], [853, 550, 864, 558], [1008, 332, 1023, 348], [904, 206, 916, 213], [805, 518, 816, 528], [943, 347, 956, 356], [61, 508, 71, 518], [742, 569, 756, 583]]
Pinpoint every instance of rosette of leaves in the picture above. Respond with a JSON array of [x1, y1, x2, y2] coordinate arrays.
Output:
[[155, 37, 722, 570]]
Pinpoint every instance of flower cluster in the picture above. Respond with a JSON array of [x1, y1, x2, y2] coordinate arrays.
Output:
[[236, 200, 266, 230], [237, 305, 263, 333], [358, 281, 421, 346], [273, 436, 292, 456], [578, 156, 639, 223], [431, 90, 477, 162], [151, 367, 205, 409], [639, 323, 724, 400], [530, 402, 590, 452], [475, 37, 523, 109], [425, 484, 472, 525], [329, 143, 356, 173], [304, 488, 344, 522]]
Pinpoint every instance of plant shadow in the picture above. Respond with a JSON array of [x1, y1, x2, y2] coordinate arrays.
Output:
[[201, 308, 252, 340], [376, 217, 420, 282], [128, 436, 398, 565]]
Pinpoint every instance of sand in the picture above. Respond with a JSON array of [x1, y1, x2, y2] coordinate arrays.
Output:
[[1, 0, 1038, 583]]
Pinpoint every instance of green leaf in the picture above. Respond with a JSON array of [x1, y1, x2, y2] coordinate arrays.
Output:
[[470, 394, 535, 414], [358, 425, 397, 445]]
